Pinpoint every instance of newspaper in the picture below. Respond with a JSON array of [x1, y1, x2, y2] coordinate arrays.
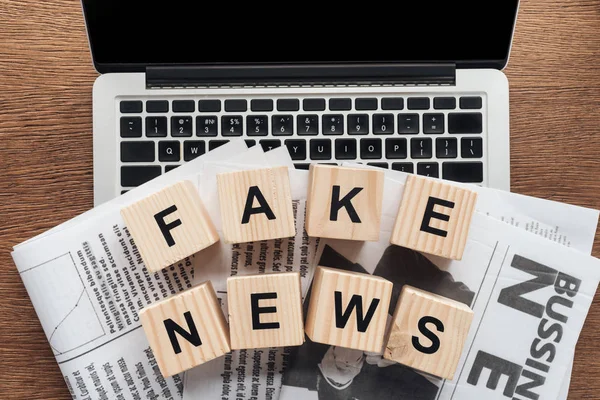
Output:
[[10, 141, 253, 400], [279, 173, 600, 400], [183, 151, 321, 400]]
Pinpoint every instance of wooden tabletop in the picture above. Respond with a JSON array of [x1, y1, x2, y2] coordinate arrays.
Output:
[[0, 1, 599, 399]]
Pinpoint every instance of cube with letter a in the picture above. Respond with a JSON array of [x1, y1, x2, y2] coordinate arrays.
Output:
[[390, 174, 478, 260], [306, 164, 384, 241], [216, 166, 295, 244], [139, 280, 231, 377], [305, 266, 393, 353], [384, 285, 474, 380], [227, 272, 304, 349], [120, 180, 219, 273]]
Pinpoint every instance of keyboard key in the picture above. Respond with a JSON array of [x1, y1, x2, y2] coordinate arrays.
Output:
[[323, 115, 344, 135], [198, 100, 221, 112], [184, 141, 206, 161], [360, 139, 382, 159], [158, 141, 180, 162], [224, 99, 247, 112], [433, 97, 456, 110], [146, 116, 167, 137], [348, 114, 369, 135], [121, 141, 155, 162], [461, 137, 483, 158], [251, 99, 274, 112], [443, 162, 484, 182], [448, 113, 483, 134], [209, 140, 229, 151], [120, 117, 142, 137], [423, 113, 444, 134], [335, 139, 357, 160], [297, 115, 319, 135], [436, 138, 458, 158], [310, 139, 332, 160], [381, 97, 404, 110], [120, 100, 142, 113], [355, 98, 378, 110], [411, 138, 433, 158], [398, 114, 419, 134], [385, 138, 407, 159], [329, 98, 352, 111], [146, 100, 169, 113], [222, 115, 243, 136], [273, 115, 294, 136], [460, 96, 483, 109], [373, 114, 394, 134], [260, 139, 281, 152], [121, 166, 161, 187], [417, 162, 439, 178], [368, 162, 389, 169], [196, 116, 218, 136], [165, 165, 179, 172], [295, 163, 310, 170], [245, 139, 256, 148], [277, 99, 300, 111], [407, 97, 430, 110], [247, 115, 269, 136], [121, 190, 129, 195], [171, 116, 193, 137], [172, 100, 195, 112], [392, 162, 414, 173], [284, 139, 307, 160], [303, 98, 326, 111]]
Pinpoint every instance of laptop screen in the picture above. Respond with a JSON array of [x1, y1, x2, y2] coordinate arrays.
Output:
[[82, 1, 519, 72]]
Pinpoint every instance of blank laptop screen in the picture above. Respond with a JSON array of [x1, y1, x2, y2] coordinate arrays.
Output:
[[82, 1, 520, 71]]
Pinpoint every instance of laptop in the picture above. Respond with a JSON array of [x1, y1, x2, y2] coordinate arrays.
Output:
[[83, 1, 519, 206]]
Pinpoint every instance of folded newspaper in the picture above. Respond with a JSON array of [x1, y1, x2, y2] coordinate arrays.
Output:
[[10, 140, 599, 400]]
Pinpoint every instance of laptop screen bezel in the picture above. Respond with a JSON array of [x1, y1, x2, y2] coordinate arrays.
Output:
[[82, 1, 520, 75]]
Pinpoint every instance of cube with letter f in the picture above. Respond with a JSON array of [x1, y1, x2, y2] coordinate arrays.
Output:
[[391, 174, 478, 260], [120, 180, 219, 273], [306, 164, 384, 241]]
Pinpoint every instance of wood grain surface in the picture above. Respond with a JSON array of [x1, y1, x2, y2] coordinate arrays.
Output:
[[0, 0, 598, 398]]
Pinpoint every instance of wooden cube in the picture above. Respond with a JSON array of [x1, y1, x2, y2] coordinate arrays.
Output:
[[139, 280, 231, 377], [390, 174, 478, 260], [305, 266, 392, 353], [384, 285, 474, 380], [306, 164, 384, 241], [216, 166, 295, 244], [227, 272, 304, 349], [120, 180, 219, 273]]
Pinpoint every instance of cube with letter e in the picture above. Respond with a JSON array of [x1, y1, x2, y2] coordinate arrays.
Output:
[[120, 180, 219, 273], [216, 166, 296, 244], [306, 164, 384, 241], [227, 272, 304, 349], [384, 285, 474, 380], [139, 280, 230, 377], [391, 174, 478, 260], [304, 266, 392, 353]]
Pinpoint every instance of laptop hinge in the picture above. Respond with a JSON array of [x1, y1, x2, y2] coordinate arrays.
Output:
[[145, 63, 456, 88]]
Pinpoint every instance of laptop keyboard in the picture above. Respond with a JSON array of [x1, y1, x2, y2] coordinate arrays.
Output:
[[118, 94, 485, 193]]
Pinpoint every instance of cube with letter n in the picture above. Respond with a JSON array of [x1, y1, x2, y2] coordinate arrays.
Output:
[[120, 180, 219, 273], [227, 272, 304, 350], [139, 280, 231, 377], [216, 166, 295, 244], [391, 174, 478, 260], [306, 164, 384, 241]]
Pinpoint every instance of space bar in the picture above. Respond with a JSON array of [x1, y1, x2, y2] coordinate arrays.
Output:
[[442, 162, 484, 183]]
